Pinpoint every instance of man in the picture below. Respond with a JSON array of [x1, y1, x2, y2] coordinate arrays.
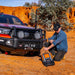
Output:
[[44, 22, 68, 61]]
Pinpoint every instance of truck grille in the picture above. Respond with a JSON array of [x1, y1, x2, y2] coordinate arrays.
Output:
[[16, 28, 40, 39], [17, 39, 43, 49]]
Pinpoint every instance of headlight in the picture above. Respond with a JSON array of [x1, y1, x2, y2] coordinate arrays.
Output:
[[17, 31, 24, 39], [6, 40, 13, 46], [0, 28, 10, 34], [0, 29, 3, 34], [3, 29, 10, 34], [34, 31, 41, 39]]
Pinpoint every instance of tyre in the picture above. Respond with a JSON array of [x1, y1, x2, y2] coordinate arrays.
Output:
[[0, 51, 2, 54]]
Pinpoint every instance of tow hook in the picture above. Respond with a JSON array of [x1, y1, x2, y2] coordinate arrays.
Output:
[[5, 51, 8, 55]]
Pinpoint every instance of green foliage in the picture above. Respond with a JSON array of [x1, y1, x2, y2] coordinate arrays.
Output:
[[31, 2, 39, 6], [30, 9, 36, 25], [23, 2, 40, 7], [23, 2, 31, 7], [73, 1, 75, 7], [30, 0, 74, 31]]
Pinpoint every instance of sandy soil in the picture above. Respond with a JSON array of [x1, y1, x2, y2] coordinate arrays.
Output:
[[0, 31, 75, 75]]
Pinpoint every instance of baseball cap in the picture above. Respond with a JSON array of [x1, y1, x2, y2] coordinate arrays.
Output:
[[53, 23, 61, 31]]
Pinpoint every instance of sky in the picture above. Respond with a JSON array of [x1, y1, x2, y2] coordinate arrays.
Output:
[[0, 0, 74, 7], [0, 0, 39, 7]]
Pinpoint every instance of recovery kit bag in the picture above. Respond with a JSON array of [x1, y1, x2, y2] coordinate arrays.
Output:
[[41, 53, 55, 66]]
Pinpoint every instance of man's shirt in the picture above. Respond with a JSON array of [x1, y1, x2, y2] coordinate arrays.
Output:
[[48, 30, 68, 52]]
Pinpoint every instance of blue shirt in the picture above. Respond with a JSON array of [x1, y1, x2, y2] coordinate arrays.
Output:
[[48, 30, 68, 52]]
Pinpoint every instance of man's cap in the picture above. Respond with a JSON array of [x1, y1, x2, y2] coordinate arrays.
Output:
[[53, 23, 61, 31]]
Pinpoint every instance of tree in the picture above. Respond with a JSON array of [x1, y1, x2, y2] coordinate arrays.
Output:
[[31, 2, 38, 6], [23, 2, 39, 7], [30, 9, 36, 25], [23, 2, 31, 7], [73, 1, 75, 7], [31, 0, 74, 31]]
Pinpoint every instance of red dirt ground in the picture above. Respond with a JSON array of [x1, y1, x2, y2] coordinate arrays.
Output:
[[0, 31, 75, 75]]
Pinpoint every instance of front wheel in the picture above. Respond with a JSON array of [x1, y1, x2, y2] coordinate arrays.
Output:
[[0, 50, 2, 54]]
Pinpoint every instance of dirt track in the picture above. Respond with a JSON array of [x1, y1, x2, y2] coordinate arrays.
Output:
[[0, 31, 75, 75]]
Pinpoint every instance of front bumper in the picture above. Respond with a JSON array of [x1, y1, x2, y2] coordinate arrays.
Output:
[[0, 37, 47, 50]]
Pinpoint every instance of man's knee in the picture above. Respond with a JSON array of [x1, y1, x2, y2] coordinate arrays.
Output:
[[53, 51, 66, 61], [53, 57, 61, 61]]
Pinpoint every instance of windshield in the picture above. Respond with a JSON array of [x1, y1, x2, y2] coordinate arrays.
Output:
[[0, 15, 24, 25]]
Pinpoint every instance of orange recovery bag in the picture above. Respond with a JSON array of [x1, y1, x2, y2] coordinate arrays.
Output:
[[41, 53, 55, 66]]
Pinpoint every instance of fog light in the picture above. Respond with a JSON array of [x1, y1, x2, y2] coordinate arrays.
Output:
[[34, 32, 41, 39], [6, 40, 13, 46]]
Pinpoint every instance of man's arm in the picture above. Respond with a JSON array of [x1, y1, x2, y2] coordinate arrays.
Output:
[[44, 33, 66, 51], [44, 43, 54, 51], [44, 33, 56, 51], [48, 33, 56, 41], [53, 33, 66, 46], [49, 40, 54, 44]]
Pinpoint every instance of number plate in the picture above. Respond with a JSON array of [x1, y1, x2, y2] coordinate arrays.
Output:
[[24, 44, 35, 48]]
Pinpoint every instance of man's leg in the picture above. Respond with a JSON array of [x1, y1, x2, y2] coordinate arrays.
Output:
[[53, 50, 66, 61], [49, 46, 57, 56]]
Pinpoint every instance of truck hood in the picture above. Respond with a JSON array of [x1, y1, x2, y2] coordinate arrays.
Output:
[[0, 23, 34, 29]]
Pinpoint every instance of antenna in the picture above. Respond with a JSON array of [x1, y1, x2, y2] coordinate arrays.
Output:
[[35, 9, 37, 29]]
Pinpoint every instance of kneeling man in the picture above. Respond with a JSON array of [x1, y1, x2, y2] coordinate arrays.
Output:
[[44, 22, 68, 61]]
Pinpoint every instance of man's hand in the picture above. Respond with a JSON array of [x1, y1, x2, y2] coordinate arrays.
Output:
[[44, 47, 49, 51], [49, 40, 54, 43], [44, 43, 54, 51]]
